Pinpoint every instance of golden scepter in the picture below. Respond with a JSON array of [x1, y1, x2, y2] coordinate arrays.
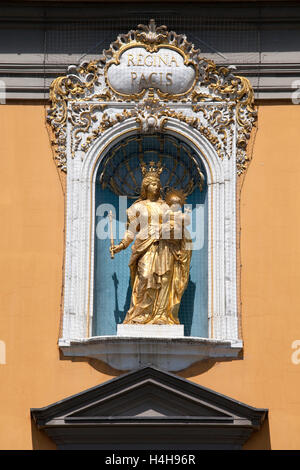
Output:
[[109, 210, 115, 259]]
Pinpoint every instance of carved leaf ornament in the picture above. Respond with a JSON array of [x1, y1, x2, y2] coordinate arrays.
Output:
[[48, 19, 256, 174]]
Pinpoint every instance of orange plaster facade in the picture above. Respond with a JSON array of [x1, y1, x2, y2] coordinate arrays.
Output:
[[0, 103, 300, 449]]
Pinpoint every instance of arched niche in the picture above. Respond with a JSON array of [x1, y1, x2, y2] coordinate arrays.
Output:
[[58, 118, 240, 371], [92, 132, 208, 338]]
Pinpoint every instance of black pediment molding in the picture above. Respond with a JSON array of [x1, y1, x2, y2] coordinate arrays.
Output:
[[31, 367, 267, 450]]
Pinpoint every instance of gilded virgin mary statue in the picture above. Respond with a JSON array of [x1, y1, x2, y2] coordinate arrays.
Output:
[[110, 162, 192, 325]]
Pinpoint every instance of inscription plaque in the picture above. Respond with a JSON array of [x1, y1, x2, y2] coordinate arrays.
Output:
[[106, 47, 197, 97]]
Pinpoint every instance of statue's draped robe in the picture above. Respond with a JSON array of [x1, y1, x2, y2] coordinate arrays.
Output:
[[121, 199, 192, 325]]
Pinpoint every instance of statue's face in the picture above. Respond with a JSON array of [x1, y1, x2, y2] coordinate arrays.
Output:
[[146, 180, 160, 199], [168, 195, 182, 209]]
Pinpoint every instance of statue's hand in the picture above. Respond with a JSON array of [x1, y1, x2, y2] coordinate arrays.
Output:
[[110, 244, 123, 257]]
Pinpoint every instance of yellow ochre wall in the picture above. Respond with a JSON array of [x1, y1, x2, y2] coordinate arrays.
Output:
[[0, 103, 299, 449]]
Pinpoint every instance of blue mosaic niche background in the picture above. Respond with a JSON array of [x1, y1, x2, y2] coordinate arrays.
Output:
[[92, 134, 208, 337]]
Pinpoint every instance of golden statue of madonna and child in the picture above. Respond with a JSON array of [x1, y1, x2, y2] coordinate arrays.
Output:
[[109, 161, 192, 326]]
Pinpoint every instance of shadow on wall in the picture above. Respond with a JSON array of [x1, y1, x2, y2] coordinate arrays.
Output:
[[177, 352, 244, 378], [179, 276, 196, 336], [58, 348, 128, 376], [243, 416, 271, 450], [31, 418, 56, 450], [112, 272, 131, 325]]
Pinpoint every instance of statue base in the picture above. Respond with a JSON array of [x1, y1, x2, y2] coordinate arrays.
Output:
[[117, 324, 184, 338]]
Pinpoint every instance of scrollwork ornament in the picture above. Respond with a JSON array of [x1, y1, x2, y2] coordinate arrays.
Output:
[[47, 20, 256, 175], [135, 19, 168, 52]]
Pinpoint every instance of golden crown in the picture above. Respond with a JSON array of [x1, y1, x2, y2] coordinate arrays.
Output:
[[141, 160, 164, 179]]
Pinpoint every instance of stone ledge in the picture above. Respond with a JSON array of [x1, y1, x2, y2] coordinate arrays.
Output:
[[59, 336, 243, 372]]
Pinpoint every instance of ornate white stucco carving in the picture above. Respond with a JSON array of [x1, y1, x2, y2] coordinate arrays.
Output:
[[48, 20, 256, 370]]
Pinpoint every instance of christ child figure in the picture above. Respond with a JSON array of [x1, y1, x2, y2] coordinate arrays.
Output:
[[162, 188, 191, 242]]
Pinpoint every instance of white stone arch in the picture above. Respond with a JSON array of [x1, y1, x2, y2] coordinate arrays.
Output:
[[51, 20, 258, 369], [60, 116, 238, 350]]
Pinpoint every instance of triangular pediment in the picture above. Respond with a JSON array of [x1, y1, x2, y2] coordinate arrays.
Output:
[[66, 381, 232, 420], [31, 367, 266, 427], [31, 367, 267, 449]]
